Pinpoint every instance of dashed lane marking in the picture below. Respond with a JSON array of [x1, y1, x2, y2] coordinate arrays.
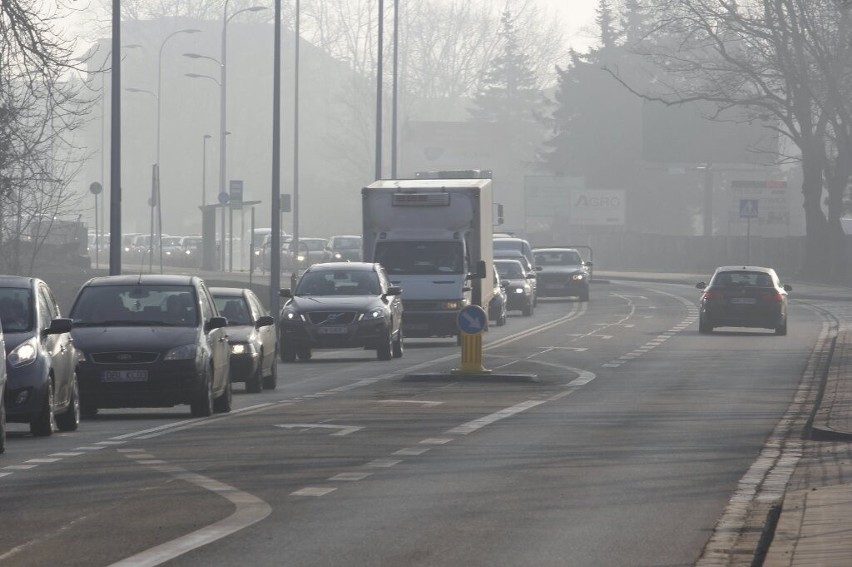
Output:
[[329, 472, 372, 481], [291, 487, 337, 497]]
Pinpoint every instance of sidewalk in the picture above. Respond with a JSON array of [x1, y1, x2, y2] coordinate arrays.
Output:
[[596, 270, 852, 566]]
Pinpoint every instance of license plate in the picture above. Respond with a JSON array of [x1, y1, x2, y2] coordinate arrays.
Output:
[[730, 297, 756, 305], [318, 326, 348, 335], [102, 369, 149, 383]]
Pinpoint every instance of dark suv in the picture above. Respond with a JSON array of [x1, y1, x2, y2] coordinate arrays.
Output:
[[0, 276, 78, 436], [69, 275, 231, 417]]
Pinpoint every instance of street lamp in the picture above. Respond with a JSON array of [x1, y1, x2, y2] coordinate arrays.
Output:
[[155, 28, 201, 272], [220, 3, 267, 271], [202, 134, 212, 208]]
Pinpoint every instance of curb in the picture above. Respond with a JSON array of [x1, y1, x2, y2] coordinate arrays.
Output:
[[402, 372, 540, 383]]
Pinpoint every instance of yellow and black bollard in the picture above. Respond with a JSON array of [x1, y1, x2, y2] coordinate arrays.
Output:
[[451, 305, 492, 375]]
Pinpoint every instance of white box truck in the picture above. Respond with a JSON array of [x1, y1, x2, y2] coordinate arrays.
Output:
[[362, 177, 493, 340]]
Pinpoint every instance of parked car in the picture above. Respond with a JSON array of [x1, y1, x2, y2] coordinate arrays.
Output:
[[210, 287, 278, 392], [69, 275, 231, 417], [322, 235, 362, 262], [494, 258, 535, 316], [696, 266, 791, 335], [279, 262, 403, 361], [0, 276, 79, 436], [487, 269, 508, 326], [532, 247, 592, 301]]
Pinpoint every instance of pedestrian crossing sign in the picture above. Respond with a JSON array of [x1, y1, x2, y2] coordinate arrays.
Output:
[[739, 199, 759, 219]]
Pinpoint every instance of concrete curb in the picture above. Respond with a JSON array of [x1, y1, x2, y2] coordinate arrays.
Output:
[[402, 372, 540, 383]]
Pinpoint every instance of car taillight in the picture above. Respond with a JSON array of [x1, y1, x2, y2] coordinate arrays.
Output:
[[702, 291, 715, 301], [762, 291, 783, 302]]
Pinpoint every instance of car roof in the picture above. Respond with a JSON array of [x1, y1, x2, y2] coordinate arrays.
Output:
[[533, 247, 581, 253], [330, 234, 361, 239], [713, 265, 775, 274], [0, 275, 38, 288], [307, 262, 376, 272], [493, 237, 530, 243], [209, 286, 248, 297], [494, 258, 525, 266], [81, 274, 201, 287]]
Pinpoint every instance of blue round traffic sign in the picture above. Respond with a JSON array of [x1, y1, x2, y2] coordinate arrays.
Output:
[[218, 191, 230, 205], [457, 305, 487, 335]]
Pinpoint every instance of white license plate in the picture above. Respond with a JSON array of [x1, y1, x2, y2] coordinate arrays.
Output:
[[730, 297, 756, 305], [318, 326, 348, 335], [102, 370, 149, 383]]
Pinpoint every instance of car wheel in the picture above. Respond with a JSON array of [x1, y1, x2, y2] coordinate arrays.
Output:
[[497, 309, 506, 326], [579, 288, 590, 302], [0, 401, 6, 454], [30, 378, 56, 437], [246, 358, 263, 394], [263, 355, 278, 390], [281, 343, 297, 363], [56, 376, 81, 432], [190, 369, 214, 418], [81, 398, 98, 419], [377, 329, 393, 361], [213, 376, 232, 413], [775, 318, 788, 336], [522, 301, 533, 317], [698, 316, 713, 334], [297, 348, 312, 361], [392, 329, 404, 359]]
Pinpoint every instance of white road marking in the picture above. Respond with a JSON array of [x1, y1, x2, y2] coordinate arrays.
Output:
[[419, 438, 453, 445], [0, 473, 11, 478], [394, 448, 431, 456], [3, 465, 37, 470], [330, 472, 372, 481], [274, 424, 363, 436], [25, 458, 61, 464], [109, 453, 272, 567], [446, 400, 547, 436], [96, 440, 127, 445], [49, 452, 84, 457], [367, 459, 402, 468], [75, 446, 107, 451], [376, 400, 443, 407], [291, 487, 337, 497]]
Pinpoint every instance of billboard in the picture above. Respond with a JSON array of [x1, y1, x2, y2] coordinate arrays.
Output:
[[524, 176, 625, 230]]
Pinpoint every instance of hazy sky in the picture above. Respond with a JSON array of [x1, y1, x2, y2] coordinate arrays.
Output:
[[542, 0, 599, 52]]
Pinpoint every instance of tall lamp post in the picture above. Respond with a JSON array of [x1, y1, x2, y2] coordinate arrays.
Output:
[[219, 2, 267, 272], [201, 134, 212, 208], [155, 28, 201, 272]]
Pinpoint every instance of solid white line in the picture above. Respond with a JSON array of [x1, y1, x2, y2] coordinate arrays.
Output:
[[109, 457, 271, 567]]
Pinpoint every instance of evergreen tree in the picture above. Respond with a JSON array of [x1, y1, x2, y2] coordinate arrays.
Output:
[[596, 0, 619, 49], [469, 10, 545, 163]]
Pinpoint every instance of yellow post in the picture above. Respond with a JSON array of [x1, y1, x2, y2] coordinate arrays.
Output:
[[452, 332, 491, 375]]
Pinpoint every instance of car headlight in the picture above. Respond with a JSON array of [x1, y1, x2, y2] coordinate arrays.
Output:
[[359, 309, 384, 320], [76, 349, 87, 364], [164, 344, 198, 361], [296, 254, 305, 262], [9, 338, 38, 367], [230, 343, 256, 355], [334, 252, 342, 259], [283, 310, 304, 322], [513, 287, 526, 294], [442, 300, 465, 310], [572, 273, 585, 281]]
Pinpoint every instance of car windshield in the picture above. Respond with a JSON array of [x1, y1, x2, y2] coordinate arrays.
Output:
[[296, 270, 380, 296], [334, 237, 361, 249], [711, 271, 774, 287], [213, 296, 252, 325], [495, 262, 524, 279], [375, 241, 464, 275], [535, 250, 582, 266], [70, 285, 199, 327], [162, 237, 182, 247], [0, 287, 34, 333], [494, 240, 523, 252]]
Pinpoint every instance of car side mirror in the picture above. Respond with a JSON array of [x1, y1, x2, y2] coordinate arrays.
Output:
[[526, 273, 536, 279], [279, 288, 293, 298], [45, 317, 73, 335], [207, 316, 227, 331], [696, 282, 706, 289], [255, 315, 275, 328], [385, 286, 402, 296], [585, 261, 593, 267], [783, 284, 792, 292], [500, 280, 509, 288]]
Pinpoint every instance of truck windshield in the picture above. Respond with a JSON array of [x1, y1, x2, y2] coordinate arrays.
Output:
[[375, 241, 464, 275]]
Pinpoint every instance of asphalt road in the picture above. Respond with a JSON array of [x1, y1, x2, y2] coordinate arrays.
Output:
[[0, 280, 832, 566]]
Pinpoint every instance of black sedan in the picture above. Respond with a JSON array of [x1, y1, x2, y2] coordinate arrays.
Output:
[[494, 258, 535, 316], [69, 275, 232, 417], [279, 262, 403, 361], [0, 276, 79, 436], [697, 266, 791, 335], [211, 287, 278, 392], [533, 247, 592, 302]]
